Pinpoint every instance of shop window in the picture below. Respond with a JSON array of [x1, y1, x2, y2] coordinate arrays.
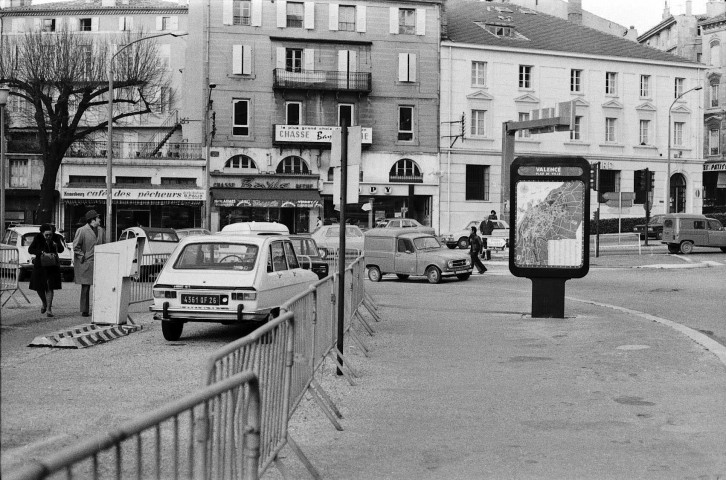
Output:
[[465, 164, 489, 201], [389, 158, 422, 183], [225, 155, 257, 170], [277, 156, 310, 174]]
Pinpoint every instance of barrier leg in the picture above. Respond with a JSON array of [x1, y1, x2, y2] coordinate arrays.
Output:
[[354, 311, 375, 336], [362, 296, 382, 322], [284, 435, 322, 480], [346, 324, 370, 357], [2, 287, 31, 307], [310, 379, 344, 420], [329, 348, 357, 385], [307, 382, 344, 431]]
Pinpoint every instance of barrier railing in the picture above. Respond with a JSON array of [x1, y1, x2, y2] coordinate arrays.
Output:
[[320, 247, 363, 273], [1, 245, 30, 307], [204, 255, 378, 479], [128, 253, 171, 306], [6, 370, 262, 480], [590, 233, 642, 255]]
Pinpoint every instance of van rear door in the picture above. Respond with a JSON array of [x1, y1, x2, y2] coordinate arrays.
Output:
[[706, 219, 726, 247]]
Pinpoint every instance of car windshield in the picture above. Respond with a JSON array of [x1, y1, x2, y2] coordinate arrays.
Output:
[[174, 242, 259, 270], [650, 216, 664, 224], [413, 236, 441, 250]]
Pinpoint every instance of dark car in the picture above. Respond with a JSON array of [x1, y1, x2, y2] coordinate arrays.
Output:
[[289, 235, 329, 279], [633, 214, 665, 240]]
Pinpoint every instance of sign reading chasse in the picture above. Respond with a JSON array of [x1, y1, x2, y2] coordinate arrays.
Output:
[[63, 188, 205, 201], [275, 125, 372, 144]]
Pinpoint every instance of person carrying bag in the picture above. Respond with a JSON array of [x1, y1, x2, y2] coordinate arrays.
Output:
[[28, 224, 64, 317]]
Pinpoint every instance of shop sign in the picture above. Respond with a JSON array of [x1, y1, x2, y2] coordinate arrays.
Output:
[[212, 178, 316, 189], [63, 188, 205, 201], [703, 162, 726, 172], [275, 125, 372, 144], [214, 198, 321, 208]]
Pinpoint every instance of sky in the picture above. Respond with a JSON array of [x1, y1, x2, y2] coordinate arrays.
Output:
[[585, 0, 708, 34]]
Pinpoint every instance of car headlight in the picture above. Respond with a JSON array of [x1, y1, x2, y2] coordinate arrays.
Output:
[[448, 260, 454, 268], [465, 258, 471, 266]]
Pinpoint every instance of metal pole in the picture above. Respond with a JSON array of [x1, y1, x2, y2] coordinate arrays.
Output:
[[0, 103, 6, 240], [106, 60, 114, 243], [337, 123, 348, 376], [666, 85, 702, 214]]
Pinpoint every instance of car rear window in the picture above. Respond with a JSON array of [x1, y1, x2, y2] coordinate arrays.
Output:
[[148, 231, 179, 242], [22, 234, 37, 246], [174, 243, 258, 270]]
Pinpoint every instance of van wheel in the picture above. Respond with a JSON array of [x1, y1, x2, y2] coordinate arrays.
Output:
[[457, 237, 469, 249], [446, 244, 457, 249], [396, 274, 409, 280], [679, 241, 694, 254], [367, 266, 382, 282], [456, 273, 471, 281], [667, 244, 680, 254], [426, 266, 442, 284], [161, 321, 184, 341]]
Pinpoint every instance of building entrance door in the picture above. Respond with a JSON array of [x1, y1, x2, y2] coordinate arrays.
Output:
[[670, 173, 686, 213]]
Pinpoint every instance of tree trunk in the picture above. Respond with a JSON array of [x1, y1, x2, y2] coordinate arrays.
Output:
[[37, 152, 63, 225]]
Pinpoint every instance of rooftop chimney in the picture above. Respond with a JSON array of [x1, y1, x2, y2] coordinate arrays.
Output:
[[663, 1, 671, 20], [686, 0, 692, 15], [568, 0, 582, 24]]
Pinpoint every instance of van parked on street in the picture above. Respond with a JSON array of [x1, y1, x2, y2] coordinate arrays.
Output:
[[661, 214, 726, 254], [364, 229, 472, 284]]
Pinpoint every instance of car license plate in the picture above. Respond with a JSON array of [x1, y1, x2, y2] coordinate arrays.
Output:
[[181, 294, 220, 305]]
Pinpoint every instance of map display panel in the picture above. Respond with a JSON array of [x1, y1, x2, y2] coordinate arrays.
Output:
[[513, 180, 585, 268]]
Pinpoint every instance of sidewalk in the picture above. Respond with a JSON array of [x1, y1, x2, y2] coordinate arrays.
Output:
[[280, 276, 726, 479]]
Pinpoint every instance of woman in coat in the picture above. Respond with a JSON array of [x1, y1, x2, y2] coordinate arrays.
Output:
[[28, 224, 64, 317]]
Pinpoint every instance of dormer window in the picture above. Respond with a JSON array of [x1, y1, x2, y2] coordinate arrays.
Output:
[[476, 22, 528, 40]]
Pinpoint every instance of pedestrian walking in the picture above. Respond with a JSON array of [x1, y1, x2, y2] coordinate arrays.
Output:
[[73, 210, 106, 317], [469, 226, 487, 274], [28, 224, 64, 317], [488, 210, 498, 221]]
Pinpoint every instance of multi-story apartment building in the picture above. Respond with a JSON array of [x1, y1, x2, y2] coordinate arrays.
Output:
[[1, 0, 197, 238], [439, 0, 704, 233], [638, 0, 703, 62], [183, 0, 442, 233]]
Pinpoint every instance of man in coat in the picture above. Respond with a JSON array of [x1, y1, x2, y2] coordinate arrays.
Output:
[[73, 210, 106, 317]]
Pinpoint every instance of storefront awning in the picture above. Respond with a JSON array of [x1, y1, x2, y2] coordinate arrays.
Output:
[[212, 188, 322, 208]]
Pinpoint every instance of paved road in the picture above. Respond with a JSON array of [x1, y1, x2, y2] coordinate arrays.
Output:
[[2, 250, 725, 479]]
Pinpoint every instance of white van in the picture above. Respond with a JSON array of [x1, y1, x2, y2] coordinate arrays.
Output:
[[219, 221, 290, 236]]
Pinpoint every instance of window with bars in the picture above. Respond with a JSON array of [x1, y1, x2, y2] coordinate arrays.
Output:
[[519, 65, 532, 88], [389, 159, 422, 182], [465, 165, 490, 201]]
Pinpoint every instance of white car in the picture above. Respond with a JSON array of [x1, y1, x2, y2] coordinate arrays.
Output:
[[149, 234, 318, 341], [440, 220, 510, 250], [310, 225, 365, 258], [119, 226, 180, 280], [2, 225, 74, 281], [373, 218, 436, 235]]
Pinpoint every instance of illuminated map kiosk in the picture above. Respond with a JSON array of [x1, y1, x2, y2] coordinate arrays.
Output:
[[509, 156, 591, 318]]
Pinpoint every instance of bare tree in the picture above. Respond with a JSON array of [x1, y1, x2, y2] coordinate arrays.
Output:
[[0, 28, 172, 223]]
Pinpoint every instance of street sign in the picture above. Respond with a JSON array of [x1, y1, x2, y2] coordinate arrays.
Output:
[[605, 199, 633, 208], [602, 192, 635, 201]]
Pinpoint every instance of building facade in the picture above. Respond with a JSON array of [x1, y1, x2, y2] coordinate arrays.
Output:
[[440, 0, 704, 234], [1, 0, 197, 239], [184, 0, 442, 233]]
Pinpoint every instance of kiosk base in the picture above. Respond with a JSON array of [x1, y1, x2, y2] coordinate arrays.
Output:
[[531, 278, 567, 318]]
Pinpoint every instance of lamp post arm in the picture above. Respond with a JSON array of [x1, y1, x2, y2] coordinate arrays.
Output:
[[665, 85, 702, 214]]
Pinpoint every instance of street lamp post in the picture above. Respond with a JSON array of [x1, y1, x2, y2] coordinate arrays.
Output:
[[0, 86, 9, 241], [667, 85, 702, 214], [106, 31, 187, 243]]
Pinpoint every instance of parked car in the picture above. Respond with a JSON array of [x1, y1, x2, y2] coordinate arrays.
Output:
[[439, 219, 510, 250], [633, 215, 665, 240], [2, 225, 74, 281], [310, 225, 365, 259], [174, 228, 211, 239], [150, 235, 319, 341], [364, 229, 472, 284], [119, 226, 180, 280], [661, 214, 726, 254], [288, 235, 329, 279], [220, 221, 289, 236], [374, 218, 436, 235]]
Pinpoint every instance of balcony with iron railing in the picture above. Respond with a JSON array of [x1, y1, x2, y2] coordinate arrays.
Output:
[[273, 68, 372, 93], [66, 141, 203, 160], [389, 174, 423, 183]]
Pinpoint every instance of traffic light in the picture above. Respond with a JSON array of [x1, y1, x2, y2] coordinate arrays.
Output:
[[590, 162, 600, 191], [634, 169, 646, 191], [646, 169, 655, 192]]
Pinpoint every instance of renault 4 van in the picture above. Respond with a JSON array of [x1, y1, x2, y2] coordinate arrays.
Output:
[[364, 229, 472, 284], [661, 213, 726, 254]]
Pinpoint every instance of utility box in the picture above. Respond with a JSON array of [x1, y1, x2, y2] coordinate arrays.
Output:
[[92, 237, 145, 325]]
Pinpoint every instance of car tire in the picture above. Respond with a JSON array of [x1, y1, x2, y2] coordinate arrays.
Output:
[[161, 321, 184, 341], [667, 243, 680, 254], [456, 273, 471, 281], [457, 237, 469, 249], [396, 274, 409, 280], [679, 241, 694, 254], [426, 266, 442, 284], [721, 247, 726, 253], [446, 244, 456, 249], [367, 266, 382, 282]]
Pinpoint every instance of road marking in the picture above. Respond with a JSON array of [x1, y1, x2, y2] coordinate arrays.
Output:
[[567, 297, 726, 369]]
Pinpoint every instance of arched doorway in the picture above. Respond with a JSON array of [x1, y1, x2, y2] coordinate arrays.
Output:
[[670, 173, 686, 213]]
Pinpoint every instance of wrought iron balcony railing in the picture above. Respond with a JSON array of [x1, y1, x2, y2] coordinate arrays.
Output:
[[273, 68, 372, 93], [67, 141, 203, 160], [389, 174, 423, 183]]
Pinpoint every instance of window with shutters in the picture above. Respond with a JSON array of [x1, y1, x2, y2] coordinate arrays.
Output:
[[286, 102, 302, 125], [233, 0, 251, 25], [79, 18, 92, 31], [9, 160, 29, 188], [287, 2, 304, 28], [399, 8, 415, 34], [119, 16, 132, 31], [232, 99, 250, 136], [398, 53, 416, 82], [161, 16, 171, 30], [465, 165, 490, 201], [398, 106, 414, 141], [232, 45, 252, 75], [339, 5, 355, 31], [286, 48, 303, 72]]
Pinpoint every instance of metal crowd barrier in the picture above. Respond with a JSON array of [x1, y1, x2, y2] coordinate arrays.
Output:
[[590, 233, 642, 255], [128, 253, 171, 306], [1, 245, 30, 307], [6, 370, 262, 480], [321, 248, 363, 274], [204, 256, 377, 479]]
